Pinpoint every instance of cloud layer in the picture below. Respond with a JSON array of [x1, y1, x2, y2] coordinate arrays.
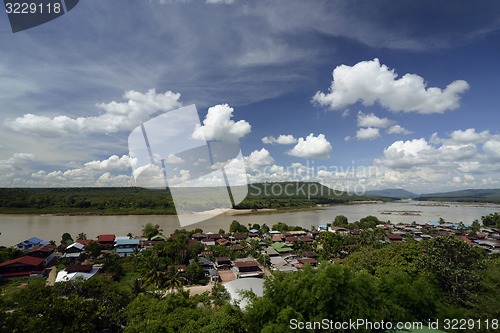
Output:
[[5, 90, 182, 137]]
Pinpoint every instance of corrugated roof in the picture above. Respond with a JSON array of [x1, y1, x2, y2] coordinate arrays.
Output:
[[0, 256, 45, 267], [26, 244, 56, 254], [65, 242, 85, 251], [97, 234, 115, 242], [115, 238, 139, 245], [234, 261, 259, 268]]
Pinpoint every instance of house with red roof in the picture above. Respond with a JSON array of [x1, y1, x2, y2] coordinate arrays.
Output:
[[97, 234, 115, 249], [0, 256, 45, 279], [25, 244, 57, 266]]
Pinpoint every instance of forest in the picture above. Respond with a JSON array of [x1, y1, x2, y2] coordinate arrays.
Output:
[[0, 182, 388, 214]]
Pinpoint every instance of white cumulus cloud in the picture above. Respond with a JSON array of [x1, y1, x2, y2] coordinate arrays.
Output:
[[312, 58, 469, 114], [356, 127, 381, 141], [262, 134, 297, 145], [483, 135, 500, 160], [287, 133, 332, 159], [5, 89, 182, 137], [387, 124, 413, 135], [244, 148, 274, 171], [192, 104, 251, 143], [450, 128, 491, 144], [357, 112, 394, 128]]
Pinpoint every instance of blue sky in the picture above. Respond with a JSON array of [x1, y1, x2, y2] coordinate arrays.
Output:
[[1, 0, 500, 193]]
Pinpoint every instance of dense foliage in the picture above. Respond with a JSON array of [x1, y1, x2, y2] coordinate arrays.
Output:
[[0, 183, 389, 214]]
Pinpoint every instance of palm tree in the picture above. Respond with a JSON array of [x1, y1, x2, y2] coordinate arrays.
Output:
[[164, 266, 186, 292], [130, 278, 145, 296], [140, 252, 166, 289]]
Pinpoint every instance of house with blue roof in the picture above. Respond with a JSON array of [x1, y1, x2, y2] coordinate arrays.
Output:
[[16, 237, 50, 251], [114, 237, 140, 257]]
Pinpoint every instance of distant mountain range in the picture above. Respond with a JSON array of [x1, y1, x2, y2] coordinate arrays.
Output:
[[365, 189, 417, 199], [367, 188, 500, 204]]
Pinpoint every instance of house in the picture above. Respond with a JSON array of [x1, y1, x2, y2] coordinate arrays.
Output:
[[114, 238, 140, 257], [271, 234, 283, 242], [190, 257, 214, 273], [474, 239, 500, 254], [0, 256, 45, 278], [248, 232, 260, 238], [62, 242, 85, 261], [233, 260, 263, 278], [97, 234, 115, 249], [269, 256, 287, 269], [329, 226, 350, 234], [76, 239, 93, 246], [265, 246, 280, 257], [284, 236, 299, 244], [458, 236, 473, 245], [216, 238, 230, 246], [387, 234, 404, 242], [150, 234, 167, 242], [207, 233, 224, 240], [271, 242, 293, 254], [288, 230, 307, 236], [55, 264, 101, 282], [309, 230, 321, 238], [297, 258, 318, 267], [232, 234, 248, 243], [207, 268, 221, 282], [200, 238, 216, 247], [298, 236, 314, 244], [191, 233, 206, 240], [301, 251, 317, 259], [215, 256, 232, 269], [25, 244, 57, 266], [15, 237, 50, 251]]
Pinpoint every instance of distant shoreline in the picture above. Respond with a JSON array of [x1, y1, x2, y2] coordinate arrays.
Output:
[[0, 200, 387, 217], [1, 200, 498, 217]]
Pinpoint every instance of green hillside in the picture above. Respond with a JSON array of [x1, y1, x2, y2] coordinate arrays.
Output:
[[416, 188, 500, 204], [0, 182, 388, 214]]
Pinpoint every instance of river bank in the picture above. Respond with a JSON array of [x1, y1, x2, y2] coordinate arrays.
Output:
[[1, 201, 499, 247]]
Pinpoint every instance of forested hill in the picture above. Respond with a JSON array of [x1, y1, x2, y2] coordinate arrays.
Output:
[[237, 182, 390, 209], [0, 182, 388, 214], [415, 188, 500, 204]]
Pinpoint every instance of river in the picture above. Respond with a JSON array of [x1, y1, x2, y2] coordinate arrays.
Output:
[[0, 201, 499, 246]]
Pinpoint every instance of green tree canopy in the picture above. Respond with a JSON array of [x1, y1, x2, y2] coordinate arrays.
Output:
[[333, 215, 348, 227], [229, 220, 249, 234], [481, 212, 500, 228], [421, 235, 486, 306], [142, 223, 163, 240]]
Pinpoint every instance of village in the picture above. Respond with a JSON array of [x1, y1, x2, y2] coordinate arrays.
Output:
[[1, 215, 499, 304]]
